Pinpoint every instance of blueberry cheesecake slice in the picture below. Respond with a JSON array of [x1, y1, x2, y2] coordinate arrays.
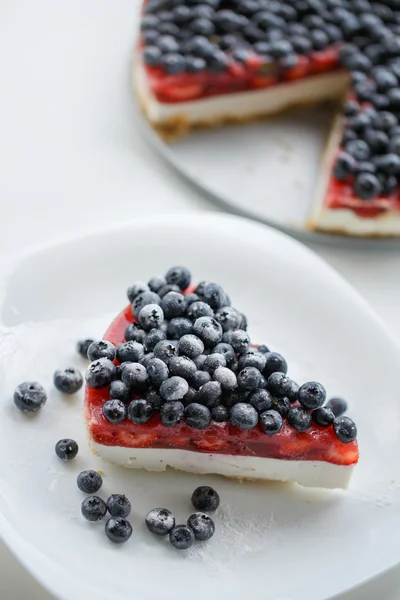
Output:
[[85, 266, 359, 489]]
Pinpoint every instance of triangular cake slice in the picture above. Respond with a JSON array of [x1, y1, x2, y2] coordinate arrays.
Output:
[[85, 268, 359, 489]]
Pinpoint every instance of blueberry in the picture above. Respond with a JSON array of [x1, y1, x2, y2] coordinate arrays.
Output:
[[364, 130, 388, 155], [374, 153, 400, 174], [187, 512, 215, 540], [221, 388, 249, 407], [153, 339, 177, 363], [213, 366, 237, 391], [193, 316, 223, 347], [212, 342, 235, 366], [249, 388, 273, 412], [187, 301, 214, 320], [117, 341, 144, 364], [271, 396, 291, 417], [297, 381, 326, 410], [53, 367, 83, 395], [140, 352, 154, 369], [158, 34, 180, 53], [77, 339, 94, 359], [230, 329, 250, 354], [168, 317, 193, 339], [333, 416, 357, 442], [287, 407, 312, 431], [169, 524, 195, 550], [263, 352, 288, 378], [128, 399, 154, 424], [354, 173, 382, 200], [87, 340, 116, 362], [211, 404, 229, 422], [103, 399, 127, 424], [106, 494, 131, 518], [55, 438, 78, 461], [121, 363, 148, 390], [238, 350, 266, 372], [143, 328, 166, 353], [267, 372, 294, 397], [160, 374, 189, 400], [197, 381, 222, 407], [172, 5, 191, 23], [192, 485, 220, 512], [132, 291, 161, 320], [141, 14, 159, 30], [146, 387, 163, 409], [203, 283, 226, 309], [165, 266, 191, 290], [191, 369, 211, 389], [230, 402, 258, 430], [125, 322, 146, 343], [161, 291, 187, 319], [178, 334, 204, 359], [14, 381, 47, 412], [259, 409, 283, 435], [108, 382, 128, 404], [325, 397, 348, 417], [203, 353, 226, 374], [312, 407, 335, 427], [81, 496, 107, 522], [194, 354, 207, 369], [143, 45, 162, 65], [333, 152, 357, 181], [105, 517, 132, 543], [169, 355, 197, 379], [184, 402, 211, 429], [186, 55, 207, 72], [127, 282, 149, 302], [191, 17, 215, 35], [158, 283, 181, 297], [346, 139, 371, 161], [237, 367, 261, 391], [145, 507, 176, 536], [194, 281, 209, 296], [138, 304, 164, 331], [85, 358, 116, 389], [373, 111, 398, 132], [143, 29, 159, 45], [182, 387, 199, 406], [148, 276, 167, 293], [258, 344, 270, 354], [160, 400, 184, 426], [147, 357, 169, 387], [214, 306, 241, 331], [77, 470, 103, 494]]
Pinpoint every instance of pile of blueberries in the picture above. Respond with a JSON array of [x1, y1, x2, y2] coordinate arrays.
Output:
[[141, 0, 400, 201], [85, 266, 357, 444]]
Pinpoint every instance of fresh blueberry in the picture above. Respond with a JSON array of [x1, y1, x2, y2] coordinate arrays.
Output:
[[143, 328, 166, 353], [168, 317, 193, 339], [238, 350, 266, 372], [53, 367, 83, 394], [165, 266, 191, 290], [160, 376, 189, 401], [161, 291, 187, 319], [187, 512, 215, 541], [211, 404, 229, 422], [203, 283, 226, 309], [354, 172, 382, 199], [263, 352, 288, 377], [214, 306, 241, 331], [258, 344, 270, 354], [287, 407, 312, 431], [132, 291, 161, 320], [138, 304, 164, 331], [143, 44, 162, 66], [259, 409, 283, 436], [103, 399, 127, 424], [158, 34, 180, 53], [143, 29, 159, 45], [169, 524, 195, 550], [160, 400, 184, 426], [389, 135, 400, 155], [146, 387, 163, 409], [212, 342, 235, 366], [14, 381, 47, 412], [298, 381, 326, 410], [147, 357, 169, 387], [127, 282, 149, 303], [185, 55, 207, 72], [333, 416, 357, 442], [172, 5, 191, 23], [128, 399, 154, 424], [267, 372, 293, 397], [158, 283, 181, 298], [81, 496, 107, 522], [178, 334, 204, 358], [125, 322, 146, 343], [55, 438, 79, 461], [374, 153, 400, 174], [140, 352, 154, 368], [271, 396, 291, 417], [291, 35, 313, 53], [121, 363, 148, 390], [148, 276, 167, 293], [237, 367, 261, 391], [193, 354, 207, 370], [184, 402, 211, 429], [191, 369, 211, 389], [312, 407, 335, 427], [106, 494, 131, 518], [191, 17, 215, 35], [191, 485, 220, 512], [109, 380, 129, 402], [117, 341, 144, 363], [249, 388, 273, 412], [333, 152, 357, 181], [325, 397, 348, 417], [187, 301, 214, 320], [153, 339, 177, 363], [77, 339, 94, 359], [197, 381, 222, 407], [193, 316, 223, 347], [230, 329, 250, 355], [169, 355, 197, 379], [85, 358, 116, 389], [221, 388, 250, 407], [204, 353, 226, 373], [105, 517, 133, 543], [182, 387, 199, 406], [77, 470, 103, 494], [194, 281, 209, 296], [145, 507, 176, 535], [346, 139, 371, 161], [373, 111, 398, 132], [230, 402, 258, 430], [87, 340, 116, 362], [184, 293, 200, 306], [213, 366, 237, 391]]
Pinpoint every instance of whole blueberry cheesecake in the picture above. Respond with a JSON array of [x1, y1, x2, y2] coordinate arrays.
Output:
[[134, 0, 400, 236], [85, 266, 359, 489]]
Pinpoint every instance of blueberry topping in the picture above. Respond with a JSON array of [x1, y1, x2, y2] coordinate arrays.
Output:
[[354, 172, 382, 199], [169, 524, 195, 550], [127, 282, 149, 303], [178, 334, 205, 358], [230, 329, 250, 354], [14, 381, 47, 412], [312, 407, 335, 427], [203, 283, 227, 309], [237, 366, 261, 391], [86, 358, 116, 389], [77, 339, 94, 359], [165, 266, 191, 290], [187, 512, 215, 541], [54, 367, 83, 394], [333, 152, 357, 181], [77, 470, 103, 494], [325, 397, 348, 417], [55, 438, 79, 461], [211, 404, 229, 422], [121, 362, 148, 390], [184, 402, 212, 429], [193, 316, 223, 347], [125, 323, 146, 343], [187, 301, 214, 320], [109, 380, 130, 402], [287, 407, 312, 432], [271, 396, 291, 417], [259, 409, 283, 435], [169, 355, 197, 379], [153, 339, 177, 363], [249, 388, 273, 413], [160, 400, 185, 426], [230, 402, 258, 430], [87, 340, 116, 362], [81, 496, 107, 522], [132, 291, 161, 320], [161, 291, 187, 319], [257, 344, 270, 354], [238, 350, 266, 372], [214, 306, 241, 331], [191, 369, 211, 389], [145, 507, 176, 536], [158, 283, 181, 297], [184, 293, 200, 305], [160, 376, 189, 401], [333, 416, 357, 443], [106, 494, 131, 518], [298, 381, 326, 410], [116, 341, 144, 364], [212, 342, 236, 366], [105, 517, 133, 543], [103, 399, 127, 424], [182, 386, 199, 406], [192, 485, 220, 512], [138, 304, 164, 331], [147, 357, 169, 387], [266, 372, 294, 397], [197, 380, 222, 407], [144, 328, 166, 352], [128, 399, 154, 424], [213, 366, 237, 391], [204, 353, 226, 373], [168, 317, 193, 339], [148, 276, 167, 293], [263, 352, 288, 377]]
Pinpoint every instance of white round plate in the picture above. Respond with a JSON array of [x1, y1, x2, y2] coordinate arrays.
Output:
[[0, 214, 399, 600]]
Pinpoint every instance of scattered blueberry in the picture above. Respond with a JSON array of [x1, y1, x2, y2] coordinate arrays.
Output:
[[148, 276, 167, 293], [326, 397, 348, 417], [128, 399, 154, 424], [334, 416, 357, 443], [271, 396, 291, 417], [238, 350, 266, 372], [187, 512, 215, 541], [191, 486, 220, 512], [212, 342, 235, 366], [86, 358, 116, 389], [169, 524, 195, 550], [106, 494, 131, 518], [203, 283, 227, 309], [87, 340, 116, 362], [184, 402, 211, 429], [215, 306, 241, 331], [105, 517, 133, 543], [77, 470, 103, 494], [298, 381, 326, 410], [160, 400, 185, 426], [213, 366, 237, 391], [14, 381, 47, 412], [103, 399, 127, 424], [158, 283, 181, 298], [77, 339, 94, 359], [81, 496, 107, 522], [230, 402, 258, 430], [143, 328, 166, 352], [287, 407, 312, 432], [259, 409, 283, 435], [193, 354, 207, 370], [145, 507, 176, 536], [53, 367, 83, 394], [116, 341, 144, 363], [55, 438, 79, 461], [312, 407, 335, 427]]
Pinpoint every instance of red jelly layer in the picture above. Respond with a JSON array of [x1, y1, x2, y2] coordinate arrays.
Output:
[[85, 303, 359, 467]]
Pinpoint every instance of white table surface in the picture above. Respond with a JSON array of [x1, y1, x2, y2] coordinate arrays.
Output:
[[1, 1, 400, 598]]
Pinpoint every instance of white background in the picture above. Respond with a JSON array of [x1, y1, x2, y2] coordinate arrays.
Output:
[[1, 1, 400, 598]]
